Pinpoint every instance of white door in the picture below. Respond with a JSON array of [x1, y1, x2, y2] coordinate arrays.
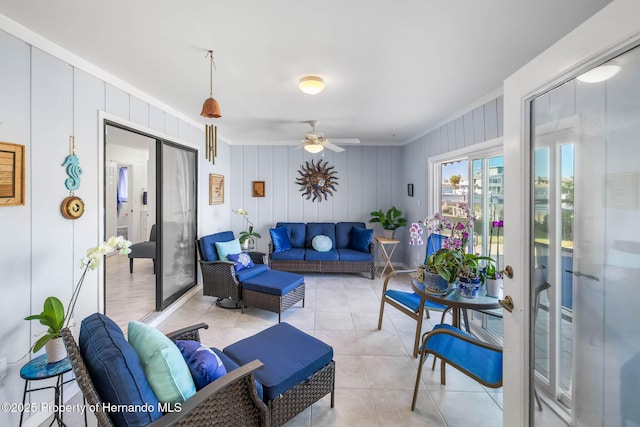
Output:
[[105, 161, 118, 240]]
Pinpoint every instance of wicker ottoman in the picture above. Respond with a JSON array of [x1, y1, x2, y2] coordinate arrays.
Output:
[[224, 322, 335, 427], [242, 270, 305, 322]]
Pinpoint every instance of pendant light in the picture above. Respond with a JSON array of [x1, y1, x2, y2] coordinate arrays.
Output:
[[201, 50, 221, 118]]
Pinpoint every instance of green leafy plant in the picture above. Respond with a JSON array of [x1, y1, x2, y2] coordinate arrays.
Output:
[[239, 225, 261, 245], [24, 297, 65, 353], [369, 206, 407, 230]]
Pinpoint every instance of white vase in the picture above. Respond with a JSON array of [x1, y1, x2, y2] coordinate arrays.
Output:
[[45, 337, 67, 363], [485, 278, 503, 298]]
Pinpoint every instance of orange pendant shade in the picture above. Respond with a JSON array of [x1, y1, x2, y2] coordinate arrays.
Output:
[[201, 96, 221, 118]]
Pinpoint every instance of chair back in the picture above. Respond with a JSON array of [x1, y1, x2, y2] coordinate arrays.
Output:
[[424, 233, 447, 263], [149, 224, 157, 242], [61, 328, 115, 427], [198, 231, 236, 261]]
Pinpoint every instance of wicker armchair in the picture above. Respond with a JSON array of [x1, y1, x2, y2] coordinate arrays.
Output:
[[62, 323, 269, 426]]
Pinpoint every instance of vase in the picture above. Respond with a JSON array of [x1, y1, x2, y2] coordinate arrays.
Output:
[[485, 277, 503, 297], [456, 277, 481, 299], [383, 229, 394, 239], [424, 271, 449, 294], [241, 237, 254, 251], [45, 337, 67, 363]]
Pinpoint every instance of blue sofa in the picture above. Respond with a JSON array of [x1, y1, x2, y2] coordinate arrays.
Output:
[[268, 222, 374, 279]]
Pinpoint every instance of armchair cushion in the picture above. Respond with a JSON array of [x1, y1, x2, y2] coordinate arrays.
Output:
[[235, 263, 269, 282], [198, 231, 235, 261], [269, 226, 292, 252], [175, 340, 226, 390], [336, 222, 366, 248], [312, 235, 332, 252], [128, 321, 196, 404], [215, 239, 242, 261], [227, 252, 255, 272], [305, 248, 339, 261], [348, 226, 373, 253], [79, 313, 162, 426]]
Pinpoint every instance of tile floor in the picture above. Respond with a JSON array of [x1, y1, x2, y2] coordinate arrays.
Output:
[[47, 271, 505, 426]]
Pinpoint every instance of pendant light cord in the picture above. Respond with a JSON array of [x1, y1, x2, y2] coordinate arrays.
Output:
[[206, 50, 216, 97]]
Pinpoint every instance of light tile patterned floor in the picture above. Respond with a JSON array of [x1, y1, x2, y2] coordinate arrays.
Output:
[[46, 271, 505, 426]]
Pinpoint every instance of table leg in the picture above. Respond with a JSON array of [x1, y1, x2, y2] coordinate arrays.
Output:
[[452, 308, 461, 329], [19, 380, 28, 427]]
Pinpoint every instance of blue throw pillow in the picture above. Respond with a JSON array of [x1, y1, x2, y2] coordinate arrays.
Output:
[[214, 239, 242, 261], [312, 235, 332, 252], [349, 227, 373, 252], [270, 226, 292, 252], [226, 252, 255, 272], [175, 340, 227, 390]]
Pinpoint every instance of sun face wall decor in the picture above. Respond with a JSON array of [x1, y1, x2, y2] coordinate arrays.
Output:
[[295, 159, 339, 202]]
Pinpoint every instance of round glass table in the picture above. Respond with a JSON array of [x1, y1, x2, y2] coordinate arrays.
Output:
[[411, 278, 502, 330]]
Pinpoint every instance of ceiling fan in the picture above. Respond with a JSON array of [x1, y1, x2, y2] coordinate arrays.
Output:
[[296, 121, 360, 153]]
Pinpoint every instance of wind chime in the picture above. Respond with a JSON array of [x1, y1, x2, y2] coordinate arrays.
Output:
[[201, 50, 220, 165], [60, 136, 85, 219]]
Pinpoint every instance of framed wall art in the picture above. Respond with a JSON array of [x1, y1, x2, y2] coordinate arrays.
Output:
[[209, 173, 224, 205], [0, 141, 25, 207], [252, 181, 265, 197]]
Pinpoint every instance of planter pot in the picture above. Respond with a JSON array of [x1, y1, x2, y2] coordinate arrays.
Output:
[[424, 271, 450, 294], [45, 337, 67, 363], [416, 267, 426, 283], [456, 277, 481, 299], [383, 229, 395, 239], [485, 278, 503, 297], [240, 237, 255, 251]]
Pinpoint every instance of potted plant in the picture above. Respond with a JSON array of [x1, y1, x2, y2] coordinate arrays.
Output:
[[370, 206, 407, 238], [234, 208, 261, 250], [485, 220, 504, 297], [25, 236, 132, 363]]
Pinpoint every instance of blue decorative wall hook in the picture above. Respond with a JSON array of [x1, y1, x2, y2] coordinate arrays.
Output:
[[62, 136, 82, 192]]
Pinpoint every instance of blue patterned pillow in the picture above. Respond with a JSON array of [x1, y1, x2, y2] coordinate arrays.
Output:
[[348, 227, 373, 252], [175, 340, 227, 390], [269, 226, 292, 252], [226, 252, 255, 272]]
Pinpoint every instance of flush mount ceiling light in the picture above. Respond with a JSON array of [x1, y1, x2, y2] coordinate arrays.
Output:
[[299, 76, 325, 95], [304, 142, 324, 153], [577, 64, 621, 83], [201, 50, 221, 118]]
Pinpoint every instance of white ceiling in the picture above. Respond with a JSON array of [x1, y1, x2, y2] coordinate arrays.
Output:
[[0, 0, 611, 146]]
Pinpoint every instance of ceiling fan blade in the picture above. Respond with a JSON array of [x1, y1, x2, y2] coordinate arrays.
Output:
[[329, 138, 360, 144], [324, 142, 345, 152]]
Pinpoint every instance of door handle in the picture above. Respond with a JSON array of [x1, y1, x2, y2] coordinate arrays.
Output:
[[499, 295, 514, 313], [504, 265, 514, 279]]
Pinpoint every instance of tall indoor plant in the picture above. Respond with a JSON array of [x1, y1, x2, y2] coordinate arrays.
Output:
[[370, 206, 407, 238], [25, 236, 131, 362]]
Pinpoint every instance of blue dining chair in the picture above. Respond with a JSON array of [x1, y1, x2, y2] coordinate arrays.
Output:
[[377, 233, 449, 358]]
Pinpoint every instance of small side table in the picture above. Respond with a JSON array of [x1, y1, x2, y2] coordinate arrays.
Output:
[[19, 354, 84, 427], [374, 236, 400, 277]]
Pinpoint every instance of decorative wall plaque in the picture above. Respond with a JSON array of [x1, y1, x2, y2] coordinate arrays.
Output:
[[0, 141, 25, 207], [295, 159, 338, 202]]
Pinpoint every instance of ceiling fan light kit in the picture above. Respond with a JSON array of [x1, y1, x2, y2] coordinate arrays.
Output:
[[201, 50, 221, 118], [299, 76, 325, 95], [304, 142, 324, 153]]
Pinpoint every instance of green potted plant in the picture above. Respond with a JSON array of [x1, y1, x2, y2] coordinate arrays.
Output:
[[234, 208, 261, 250], [370, 206, 407, 238], [25, 236, 132, 362]]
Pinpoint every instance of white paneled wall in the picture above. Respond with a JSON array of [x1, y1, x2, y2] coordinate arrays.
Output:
[[229, 145, 406, 261], [0, 28, 222, 426]]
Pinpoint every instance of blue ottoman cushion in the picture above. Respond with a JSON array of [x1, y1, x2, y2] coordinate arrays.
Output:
[[211, 348, 263, 400], [223, 323, 333, 401], [235, 263, 269, 282], [242, 270, 304, 296]]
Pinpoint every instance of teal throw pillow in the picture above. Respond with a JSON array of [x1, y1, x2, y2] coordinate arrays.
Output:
[[348, 227, 373, 252], [312, 235, 332, 252], [128, 321, 196, 404], [215, 239, 242, 261], [269, 226, 292, 252], [226, 252, 255, 272]]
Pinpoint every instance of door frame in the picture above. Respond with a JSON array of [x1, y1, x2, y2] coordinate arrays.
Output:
[[502, 3, 640, 424], [98, 112, 198, 314]]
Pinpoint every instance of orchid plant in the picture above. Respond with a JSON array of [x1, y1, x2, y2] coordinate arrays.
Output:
[[25, 236, 131, 353], [486, 220, 504, 280], [233, 208, 261, 245]]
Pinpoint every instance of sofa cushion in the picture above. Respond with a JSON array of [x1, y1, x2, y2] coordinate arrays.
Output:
[[223, 323, 333, 401], [269, 226, 292, 252], [305, 248, 339, 261], [270, 248, 306, 261], [215, 239, 242, 261], [348, 226, 373, 253], [79, 313, 162, 426], [236, 263, 269, 282], [227, 252, 255, 272], [312, 235, 332, 252], [305, 223, 336, 249], [275, 223, 306, 248], [128, 321, 196, 404], [337, 248, 374, 262], [243, 270, 305, 296], [198, 231, 235, 261], [175, 340, 226, 390], [336, 222, 366, 249], [211, 348, 263, 400]]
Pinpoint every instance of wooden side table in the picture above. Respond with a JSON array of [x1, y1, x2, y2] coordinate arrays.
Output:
[[374, 236, 400, 277]]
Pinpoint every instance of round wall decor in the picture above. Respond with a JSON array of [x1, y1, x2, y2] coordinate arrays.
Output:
[[60, 195, 85, 219], [295, 159, 339, 202]]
